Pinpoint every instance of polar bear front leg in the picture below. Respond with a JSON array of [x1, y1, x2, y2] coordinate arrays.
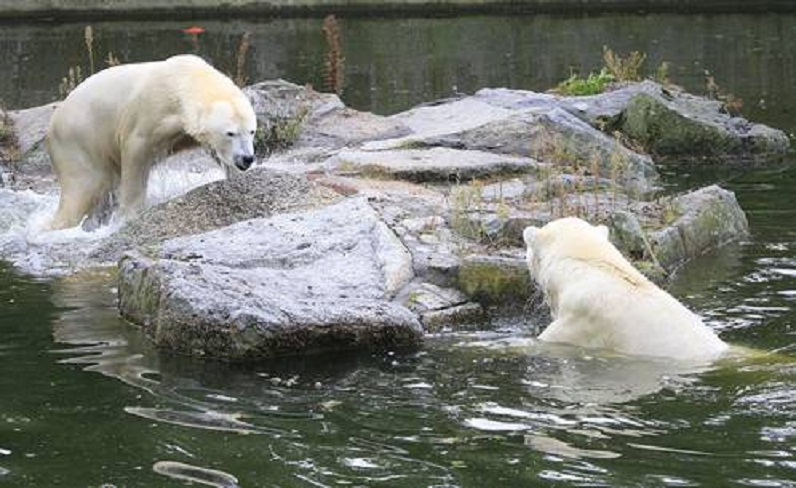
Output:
[[119, 137, 154, 221]]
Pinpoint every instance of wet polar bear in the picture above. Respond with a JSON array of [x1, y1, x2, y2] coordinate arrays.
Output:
[[46, 54, 257, 230], [523, 217, 728, 360]]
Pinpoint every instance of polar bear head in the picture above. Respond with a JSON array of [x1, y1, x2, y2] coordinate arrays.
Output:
[[199, 98, 258, 172], [523, 217, 611, 277]]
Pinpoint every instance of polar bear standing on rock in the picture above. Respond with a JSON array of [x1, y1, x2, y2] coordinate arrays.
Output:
[[46, 54, 257, 230], [523, 217, 728, 360]]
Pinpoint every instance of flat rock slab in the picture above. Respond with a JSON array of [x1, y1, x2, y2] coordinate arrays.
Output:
[[326, 147, 541, 183], [389, 97, 513, 138], [118, 198, 422, 361]]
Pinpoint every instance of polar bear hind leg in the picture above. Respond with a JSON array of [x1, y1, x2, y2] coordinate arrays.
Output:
[[49, 146, 113, 230]]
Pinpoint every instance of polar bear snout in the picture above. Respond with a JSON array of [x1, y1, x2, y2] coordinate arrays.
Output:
[[235, 154, 255, 171]]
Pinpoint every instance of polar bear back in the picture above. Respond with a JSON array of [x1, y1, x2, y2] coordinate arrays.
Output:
[[48, 55, 248, 165], [524, 217, 729, 360]]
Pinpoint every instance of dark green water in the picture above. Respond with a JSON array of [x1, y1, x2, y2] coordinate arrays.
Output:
[[1, 12, 796, 488]]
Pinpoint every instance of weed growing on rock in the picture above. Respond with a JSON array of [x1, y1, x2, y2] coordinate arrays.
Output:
[[602, 46, 646, 82], [655, 61, 671, 85], [449, 179, 487, 240], [523, 134, 636, 223], [254, 105, 310, 156], [555, 46, 672, 97], [555, 68, 615, 96], [0, 108, 18, 162], [704, 70, 744, 116]]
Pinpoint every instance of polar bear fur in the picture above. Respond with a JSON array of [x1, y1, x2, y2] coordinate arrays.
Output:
[[46, 54, 257, 230], [523, 217, 728, 360]]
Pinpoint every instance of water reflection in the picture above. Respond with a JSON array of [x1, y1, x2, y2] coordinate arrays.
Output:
[[152, 461, 239, 488], [2, 13, 795, 136]]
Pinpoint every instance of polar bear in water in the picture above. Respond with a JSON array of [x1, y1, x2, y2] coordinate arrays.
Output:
[[523, 217, 728, 360], [46, 54, 257, 230]]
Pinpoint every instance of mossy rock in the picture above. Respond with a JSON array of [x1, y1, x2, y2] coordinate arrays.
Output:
[[648, 185, 749, 271], [457, 255, 533, 305], [620, 93, 738, 159]]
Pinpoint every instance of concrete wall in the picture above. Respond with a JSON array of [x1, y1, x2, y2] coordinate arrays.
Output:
[[0, 0, 793, 20]]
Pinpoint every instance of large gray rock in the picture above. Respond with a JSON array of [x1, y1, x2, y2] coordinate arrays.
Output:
[[118, 198, 422, 360], [558, 81, 789, 164], [556, 80, 664, 125], [246, 80, 410, 151], [457, 254, 533, 305], [478, 81, 789, 165], [424, 107, 657, 194], [649, 185, 750, 270], [5, 103, 58, 191]]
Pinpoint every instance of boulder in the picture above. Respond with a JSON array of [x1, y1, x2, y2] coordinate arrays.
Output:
[[118, 198, 422, 360], [457, 254, 533, 305], [425, 107, 657, 194], [246, 80, 410, 151], [558, 81, 789, 164], [649, 185, 750, 270], [5, 103, 59, 191]]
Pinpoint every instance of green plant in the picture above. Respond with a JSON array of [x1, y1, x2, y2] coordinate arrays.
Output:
[[555, 68, 615, 96], [609, 143, 630, 209], [602, 46, 646, 82], [0, 105, 20, 172], [703, 70, 744, 116], [254, 105, 310, 156], [449, 179, 487, 240], [0, 110, 13, 146], [654, 61, 670, 85]]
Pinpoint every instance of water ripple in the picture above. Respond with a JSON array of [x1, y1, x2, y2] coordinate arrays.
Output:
[[152, 461, 238, 488]]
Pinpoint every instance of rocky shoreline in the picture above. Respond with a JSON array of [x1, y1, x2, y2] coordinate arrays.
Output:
[[0, 78, 790, 361]]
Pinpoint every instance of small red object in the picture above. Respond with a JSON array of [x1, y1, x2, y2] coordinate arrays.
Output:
[[182, 26, 205, 35]]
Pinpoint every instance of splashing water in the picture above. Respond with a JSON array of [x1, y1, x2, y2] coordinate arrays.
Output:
[[0, 158, 225, 276]]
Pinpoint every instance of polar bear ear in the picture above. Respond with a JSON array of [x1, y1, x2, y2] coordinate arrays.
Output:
[[595, 224, 610, 240], [523, 227, 539, 246]]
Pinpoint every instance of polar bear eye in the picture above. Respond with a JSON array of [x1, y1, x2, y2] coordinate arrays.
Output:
[[226, 131, 236, 137], [249, 130, 255, 135]]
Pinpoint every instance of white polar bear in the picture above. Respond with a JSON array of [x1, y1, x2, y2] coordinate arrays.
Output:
[[46, 54, 257, 230], [523, 217, 728, 360]]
